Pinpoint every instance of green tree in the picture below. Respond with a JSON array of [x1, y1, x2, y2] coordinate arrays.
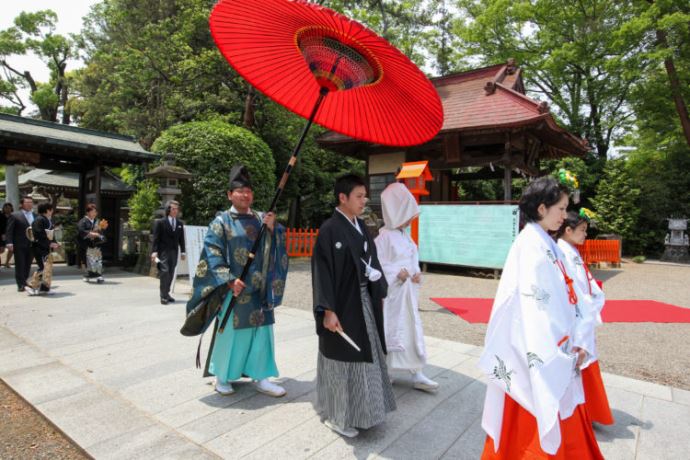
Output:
[[591, 158, 641, 254], [73, 0, 245, 146], [127, 179, 159, 231], [615, 0, 690, 148], [322, 0, 459, 74], [151, 120, 275, 225], [621, 75, 690, 256], [252, 101, 364, 228], [453, 0, 644, 159], [0, 10, 77, 122], [612, 0, 690, 255]]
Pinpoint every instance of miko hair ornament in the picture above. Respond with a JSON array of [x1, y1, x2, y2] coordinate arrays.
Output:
[[579, 207, 597, 227], [557, 168, 580, 204]]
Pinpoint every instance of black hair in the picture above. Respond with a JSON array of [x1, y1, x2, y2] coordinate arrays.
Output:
[[19, 195, 33, 204], [85, 203, 97, 213], [165, 200, 180, 216], [555, 211, 588, 239], [334, 174, 366, 204], [37, 202, 54, 215], [2, 203, 13, 212], [519, 176, 569, 223]]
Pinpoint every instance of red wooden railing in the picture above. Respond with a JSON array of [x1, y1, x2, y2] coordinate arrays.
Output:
[[286, 228, 318, 257], [285, 232, 621, 265], [575, 240, 621, 265]]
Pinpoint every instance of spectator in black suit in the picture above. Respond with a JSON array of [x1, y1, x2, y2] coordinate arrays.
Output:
[[6, 196, 37, 291], [151, 200, 186, 304]]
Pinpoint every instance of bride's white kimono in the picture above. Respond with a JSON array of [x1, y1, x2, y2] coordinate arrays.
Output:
[[375, 183, 427, 371], [558, 239, 604, 369], [479, 222, 589, 455]]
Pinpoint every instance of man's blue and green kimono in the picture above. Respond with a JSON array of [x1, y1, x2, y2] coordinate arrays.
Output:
[[186, 206, 288, 382]]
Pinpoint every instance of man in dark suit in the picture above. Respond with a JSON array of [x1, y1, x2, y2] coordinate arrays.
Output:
[[151, 200, 186, 304], [6, 196, 37, 291]]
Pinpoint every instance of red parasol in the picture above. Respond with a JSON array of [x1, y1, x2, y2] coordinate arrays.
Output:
[[210, 0, 443, 146], [201, 0, 443, 334]]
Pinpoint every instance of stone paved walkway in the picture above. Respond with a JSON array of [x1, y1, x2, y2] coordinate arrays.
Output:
[[1, 267, 689, 459]]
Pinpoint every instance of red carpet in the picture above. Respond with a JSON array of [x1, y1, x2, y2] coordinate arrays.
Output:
[[431, 298, 690, 324]]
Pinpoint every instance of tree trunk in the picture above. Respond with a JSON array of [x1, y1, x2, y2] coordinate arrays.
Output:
[[287, 198, 299, 229], [243, 85, 256, 129], [656, 29, 690, 148], [585, 78, 609, 159], [60, 84, 70, 125], [58, 62, 70, 125]]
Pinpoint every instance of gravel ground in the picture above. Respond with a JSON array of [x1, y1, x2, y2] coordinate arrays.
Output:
[[283, 258, 690, 391], [0, 380, 89, 460]]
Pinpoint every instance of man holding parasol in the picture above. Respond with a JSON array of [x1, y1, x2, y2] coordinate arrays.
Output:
[[186, 165, 289, 397], [182, 0, 443, 422]]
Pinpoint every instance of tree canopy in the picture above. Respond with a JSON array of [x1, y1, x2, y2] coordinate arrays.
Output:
[[0, 10, 78, 122], [4, 0, 689, 257]]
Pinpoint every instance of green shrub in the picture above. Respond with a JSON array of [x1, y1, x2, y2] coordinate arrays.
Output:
[[631, 255, 646, 264], [54, 212, 78, 253], [591, 159, 641, 255], [151, 120, 275, 225], [128, 179, 159, 231]]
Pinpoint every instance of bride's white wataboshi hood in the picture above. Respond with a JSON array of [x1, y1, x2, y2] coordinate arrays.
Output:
[[380, 182, 420, 230]]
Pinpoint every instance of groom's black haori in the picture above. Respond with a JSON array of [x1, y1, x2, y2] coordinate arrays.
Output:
[[312, 210, 388, 362]]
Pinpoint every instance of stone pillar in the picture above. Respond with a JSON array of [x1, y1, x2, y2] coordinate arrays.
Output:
[[4, 165, 20, 207]]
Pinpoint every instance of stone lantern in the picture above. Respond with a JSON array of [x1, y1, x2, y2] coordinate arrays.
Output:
[[662, 218, 689, 263], [144, 153, 193, 217], [28, 186, 50, 206]]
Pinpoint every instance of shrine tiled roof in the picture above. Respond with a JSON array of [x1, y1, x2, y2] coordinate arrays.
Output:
[[319, 61, 588, 155], [0, 168, 134, 194], [0, 113, 157, 163]]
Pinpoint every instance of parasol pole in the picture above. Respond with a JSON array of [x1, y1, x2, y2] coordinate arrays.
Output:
[[218, 79, 335, 333]]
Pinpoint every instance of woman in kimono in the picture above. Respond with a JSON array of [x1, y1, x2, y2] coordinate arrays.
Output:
[[479, 176, 604, 459], [27, 202, 59, 295], [77, 204, 107, 283], [556, 211, 613, 426], [375, 183, 438, 392]]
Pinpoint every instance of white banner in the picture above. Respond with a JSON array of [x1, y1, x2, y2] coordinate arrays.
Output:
[[184, 225, 208, 284]]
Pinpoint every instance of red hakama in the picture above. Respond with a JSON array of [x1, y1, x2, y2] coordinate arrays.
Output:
[[481, 394, 604, 460], [582, 361, 614, 425]]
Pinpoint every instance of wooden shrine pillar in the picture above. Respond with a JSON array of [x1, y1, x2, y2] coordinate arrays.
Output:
[[503, 134, 512, 201]]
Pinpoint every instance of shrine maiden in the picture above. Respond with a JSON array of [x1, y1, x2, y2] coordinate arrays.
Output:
[[557, 210, 613, 425], [479, 177, 604, 459]]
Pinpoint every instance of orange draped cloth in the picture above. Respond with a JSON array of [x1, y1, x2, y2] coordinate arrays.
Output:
[[481, 394, 604, 460], [582, 361, 614, 425]]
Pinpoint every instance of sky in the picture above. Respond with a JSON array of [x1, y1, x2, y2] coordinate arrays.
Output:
[[1, 0, 99, 111]]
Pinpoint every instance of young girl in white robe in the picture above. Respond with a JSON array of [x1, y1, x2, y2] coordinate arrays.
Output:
[[479, 177, 603, 459], [375, 183, 438, 392], [556, 211, 613, 425]]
